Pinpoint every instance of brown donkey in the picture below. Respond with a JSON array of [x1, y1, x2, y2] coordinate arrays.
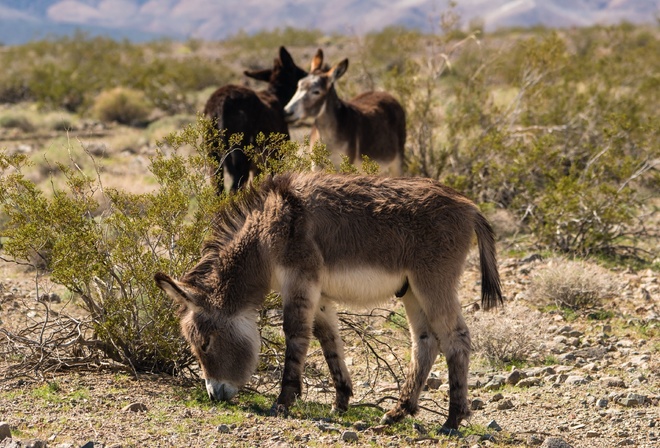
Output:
[[204, 46, 308, 192], [283, 51, 407, 175], [155, 172, 502, 433]]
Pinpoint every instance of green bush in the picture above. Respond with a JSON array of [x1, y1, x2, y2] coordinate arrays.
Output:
[[92, 87, 151, 126], [0, 117, 223, 373], [434, 27, 659, 258]]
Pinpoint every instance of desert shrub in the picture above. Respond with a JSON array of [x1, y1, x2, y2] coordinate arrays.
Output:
[[433, 26, 660, 258], [0, 117, 224, 373], [0, 113, 371, 375], [92, 87, 151, 126], [0, 33, 231, 114], [470, 312, 534, 367], [0, 114, 35, 133], [529, 259, 619, 310]]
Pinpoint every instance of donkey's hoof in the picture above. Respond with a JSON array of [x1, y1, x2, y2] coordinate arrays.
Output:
[[437, 426, 461, 437], [270, 403, 289, 417], [330, 406, 347, 415]]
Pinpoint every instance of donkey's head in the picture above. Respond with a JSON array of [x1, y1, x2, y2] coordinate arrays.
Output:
[[154, 272, 261, 401], [283, 49, 348, 123], [244, 46, 308, 104]]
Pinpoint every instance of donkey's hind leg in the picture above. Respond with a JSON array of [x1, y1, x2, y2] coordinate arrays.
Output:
[[381, 291, 439, 424], [313, 300, 353, 413], [436, 314, 471, 433]]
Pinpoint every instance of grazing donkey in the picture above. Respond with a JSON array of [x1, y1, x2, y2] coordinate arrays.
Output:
[[155, 172, 502, 433], [284, 50, 406, 175], [203, 46, 309, 192]]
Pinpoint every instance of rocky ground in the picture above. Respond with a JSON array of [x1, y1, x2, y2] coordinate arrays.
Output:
[[0, 253, 658, 448]]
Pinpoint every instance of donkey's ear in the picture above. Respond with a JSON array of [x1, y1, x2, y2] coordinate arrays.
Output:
[[154, 272, 196, 308], [310, 48, 323, 72], [279, 46, 294, 67], [329, 59, 349, 83], [244, 68, 272, 82]]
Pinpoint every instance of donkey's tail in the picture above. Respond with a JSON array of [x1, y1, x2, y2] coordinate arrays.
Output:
[[474, 212, 503, 311]]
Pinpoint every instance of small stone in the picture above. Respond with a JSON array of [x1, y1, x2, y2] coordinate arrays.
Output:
[[517, 377, 541, 388], [506, 369, 523, 385], [483, 375, 506, 391], [486, 420, 502, 431], [464, 434, 481, 444], [627, 393, 647, 404], [471, 398, 485, 410], [341, 430, 358, 442], [412, 422, 427, 435], [25, 441, 48, 448], [528, 435, 544, 445], [618, 398, 638, 407], [497, 399, 514, 410], [217, 424, 231, 433], [565, 375, 588, 385], [353, 421, 368, 431], [586, 431, 600, 438], [426, 377, 442, 390], [491, 392, 504, 402], [122, 402, 147, 412], [541, 437, 573, 448], [0, 422, 11, 441], [596, 398, 608, 408], [370, 425, 387, 434], [601, 377, 626, 388]]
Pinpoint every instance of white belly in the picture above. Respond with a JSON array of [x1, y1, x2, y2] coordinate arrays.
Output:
[[320, 266, 406, 305], [272, 265, 407, 307]]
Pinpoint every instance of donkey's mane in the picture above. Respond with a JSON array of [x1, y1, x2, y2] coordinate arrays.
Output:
[[186, 175, 294, 282]]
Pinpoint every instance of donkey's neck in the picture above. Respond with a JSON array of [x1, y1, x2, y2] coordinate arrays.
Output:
[[215, 223, 271, 313], [267, 81, 296, 109], [314, 87, 358, 157]]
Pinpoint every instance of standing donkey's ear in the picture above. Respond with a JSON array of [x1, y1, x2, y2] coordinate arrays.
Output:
[[329, 59, 349, 83], [244, 68, 272, 82], [154, 272, 199, 311], [310, 48, 324, 72], [279, 46, 294, 68]]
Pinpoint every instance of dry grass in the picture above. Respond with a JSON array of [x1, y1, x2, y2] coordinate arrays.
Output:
[[469, 308, 537, 367], [528, 258, 619, 310]]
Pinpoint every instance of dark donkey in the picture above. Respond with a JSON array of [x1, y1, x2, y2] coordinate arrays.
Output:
[[203, 47, 309, 192], [155, 172, 502, 433], [284, 50, 406, 175]]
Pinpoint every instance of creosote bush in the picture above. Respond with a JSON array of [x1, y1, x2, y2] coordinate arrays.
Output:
[[92, 87, 151, 126], [0, 117, 224, 373]]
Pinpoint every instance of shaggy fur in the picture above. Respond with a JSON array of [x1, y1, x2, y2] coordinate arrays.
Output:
[[155, 172, 502, 432]]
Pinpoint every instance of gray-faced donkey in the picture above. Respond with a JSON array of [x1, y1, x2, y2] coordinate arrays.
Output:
[[155, 172, 502, 433]]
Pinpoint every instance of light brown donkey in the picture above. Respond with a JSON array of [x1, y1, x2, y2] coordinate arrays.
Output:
[[155, 172, 502, 433], [284, 51, 406, 175]]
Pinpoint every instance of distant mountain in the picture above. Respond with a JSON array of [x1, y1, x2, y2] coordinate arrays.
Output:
[[1, 0, 658, 45]]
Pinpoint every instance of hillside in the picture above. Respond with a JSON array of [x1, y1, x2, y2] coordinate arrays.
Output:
[[0, 0, 658, 44]]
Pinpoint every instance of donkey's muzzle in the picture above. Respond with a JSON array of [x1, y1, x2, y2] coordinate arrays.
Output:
[[205, 379, 238, 401]]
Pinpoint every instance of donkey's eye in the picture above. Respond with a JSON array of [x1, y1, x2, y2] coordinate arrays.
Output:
[[311, 90, 321, 95], [200, 338, 211, 352]]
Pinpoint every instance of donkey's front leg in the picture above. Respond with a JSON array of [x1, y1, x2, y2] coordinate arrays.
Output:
[[273, 277, 321, 414], [313, 301, 353, 413]]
